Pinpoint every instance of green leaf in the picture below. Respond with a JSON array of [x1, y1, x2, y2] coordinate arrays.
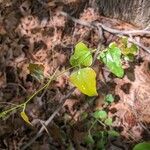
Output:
[[81, 112, 88, 120], [70, 67, 98, 96], [108, 130, 120, 137], [124, 54, 134, 61], [93, 110, 107, 120], [98, 42, 124, 78], [20, 111, 32, 125], [28, 63, 44, 81], [133, 142, 150, 150], [97, 138, 106, 150], [70, 42, 93, 67], [96, 131, 107, 150], [104, 117, 113, 126], [84, 134, 95, 145], [105, 94, 114, 103], [119, 37, 138, 55]]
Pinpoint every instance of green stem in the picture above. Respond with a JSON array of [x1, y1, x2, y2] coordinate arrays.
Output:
[[0, 66, 74, 117], [0, 46, 101, 118], [26, 67, 59, 105], [88, 119, 97, 136], [97, 120, 106, 128], [22, 104, 26, 112], [1, 103, 24, 115]]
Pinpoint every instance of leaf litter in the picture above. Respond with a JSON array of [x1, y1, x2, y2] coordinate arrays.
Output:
[[0, 0, 150, 149]]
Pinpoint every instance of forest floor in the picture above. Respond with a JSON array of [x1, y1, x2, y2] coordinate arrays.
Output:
[[0, 0, 150, 150]]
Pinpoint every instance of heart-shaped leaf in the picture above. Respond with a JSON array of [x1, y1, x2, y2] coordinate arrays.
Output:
[[70, 67, 98, 96], [133, 142, 150, 150], [119, 37, 138, 55], [70, 42, 93, 67], [98, 42, 124, 78], [93, 110, 107, 120], [28, 63, 44, 81], [105, 94, 114, 103]]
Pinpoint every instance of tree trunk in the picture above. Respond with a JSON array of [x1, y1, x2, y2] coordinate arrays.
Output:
[[95, 0, 150, 27]]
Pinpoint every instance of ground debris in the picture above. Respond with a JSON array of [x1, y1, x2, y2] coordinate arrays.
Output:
[[0, 0, 150, 149]]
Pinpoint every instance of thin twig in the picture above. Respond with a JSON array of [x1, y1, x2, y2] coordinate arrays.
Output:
[[21, 87, 75, 150], [128, 38, 150, 54], [60, 11, 93, 28], [144, 23, 150, 31], [96, 22, 150, 36], [7, 83, 27, 93]]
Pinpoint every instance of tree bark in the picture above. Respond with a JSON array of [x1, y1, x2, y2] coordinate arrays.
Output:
[[95, 0, 150, 27]]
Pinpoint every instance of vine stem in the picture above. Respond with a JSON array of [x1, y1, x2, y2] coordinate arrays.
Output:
[[88, 119, 97, 136], [0, 43, 98, 118], [24, 68, 58, 105], [0, 67, 70, 117], [0, 60, 81, 118], [0, 103, 24, 116]]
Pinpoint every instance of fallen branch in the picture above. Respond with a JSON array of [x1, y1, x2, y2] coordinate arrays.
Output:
[[60, 11, 150, 53], [95, 24, 150, 54], [60, 11, 150, 36], [96, 22, 150, 36]]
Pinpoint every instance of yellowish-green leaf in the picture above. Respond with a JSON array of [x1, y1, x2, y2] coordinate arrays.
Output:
[[119, 37, 139, 55], [20, 111, 32, 125], [28, 63, 44, 81], [70, 67, 98, 96], [104, 117, 113, 126], [70, 42, 93, 67]]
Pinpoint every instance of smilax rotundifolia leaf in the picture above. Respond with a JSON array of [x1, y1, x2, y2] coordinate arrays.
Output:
[[93, 110, 107, 120], [118, 37, 139, 55], [98, 42, 124, 78], [133, 142, 150, 150], [70, 42, 93, 67], [70, 67, 98, 96]]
